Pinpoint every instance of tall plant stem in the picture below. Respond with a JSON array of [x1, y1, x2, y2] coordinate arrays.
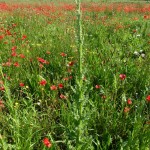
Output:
[[77, 0, 83, 85], [76, 0, 84, 148]]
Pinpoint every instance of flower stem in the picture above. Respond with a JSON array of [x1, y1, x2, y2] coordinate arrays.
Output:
[[76, 0, 84, 148]]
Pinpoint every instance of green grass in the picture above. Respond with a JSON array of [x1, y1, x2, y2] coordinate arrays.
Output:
[[0, 1, 150, 150]]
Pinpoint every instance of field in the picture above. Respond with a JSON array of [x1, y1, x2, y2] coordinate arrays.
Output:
[[0, 1, 150, 150]]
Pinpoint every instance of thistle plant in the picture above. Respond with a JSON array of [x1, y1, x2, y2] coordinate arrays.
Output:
[[75, 0, 84, 148], [74, 0, 93, 149]]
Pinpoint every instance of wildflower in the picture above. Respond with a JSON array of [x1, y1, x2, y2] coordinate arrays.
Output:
[[119, 74, 126, 80], [60, 94, 67, 99], [60, 52, 67, 57], [95, 85, 101, 89], [6, 30, 11, 35], [0, 87, 5, 91], [14, 62, 20, 67], [37, 57, 46, 63], [127, 99, 132, 105], [124, 107, 130, 113], [68, 61, 74, 66], [39, 80, 47, 86], [19, 54, 25, 58], [37, 57, 49, 64], [2, 61, 11, 67], [133, 51, 139, 56], [50, 85, 57, 90], [22, 34, 26, 39], [19, 83, 25, 87], [43, 137, 52, 148], [11, 52, 17, 57], [146, 95, 150, 102], [11, 46, 17, 51], [39, 63, 44, 69], [58, 83, 64, 89], [12, 23, 17, 27], [141, 53, 145, 58], [139, 50, 145, 54], [63, 77, 69, 81], [0, 35, 4, 40], [25, 86, 29, 89]]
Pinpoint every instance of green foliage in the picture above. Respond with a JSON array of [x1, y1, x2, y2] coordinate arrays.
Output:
[[0, 1, 150, 150]]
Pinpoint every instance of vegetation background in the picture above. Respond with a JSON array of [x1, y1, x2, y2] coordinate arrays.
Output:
[[0, 0, 150, 149]]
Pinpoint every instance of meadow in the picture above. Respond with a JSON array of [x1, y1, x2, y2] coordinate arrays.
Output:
[[0, 1, 150, 150]]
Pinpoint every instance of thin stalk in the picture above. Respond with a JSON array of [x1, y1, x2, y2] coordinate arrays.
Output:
[[76, 0, 84, 148]]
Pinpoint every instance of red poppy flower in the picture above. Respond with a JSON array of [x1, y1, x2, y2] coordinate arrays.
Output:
[[11, 52, 17, 57], [60, 94, 67, 99], [39, 63, 44, 69], [19, 54, 25, 58], [127, 99, 132, 105], [43, 137, 52, 148], [6, 30, 11, 35], [0, 87, 5, 91], [50, 85, 57, 90], [22, 35, 27, 40], [14, 62, 20, 67], [37, 57, 49, 64], [60, 52, 67, 57], [19, 83, 25, 87], [68, 61, 74, 66], [58, 83, 64, 89], [2, 61, 11, 67], [119, 74, 126, 80], [63, 77, 69, 81], [95, 85, 101, 89], [12, 23, 17, 27], [0, 35, 4, 40], [11, 46, 17, 51], [39, 80, 47, 86], [146, 95, 150, 102]]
